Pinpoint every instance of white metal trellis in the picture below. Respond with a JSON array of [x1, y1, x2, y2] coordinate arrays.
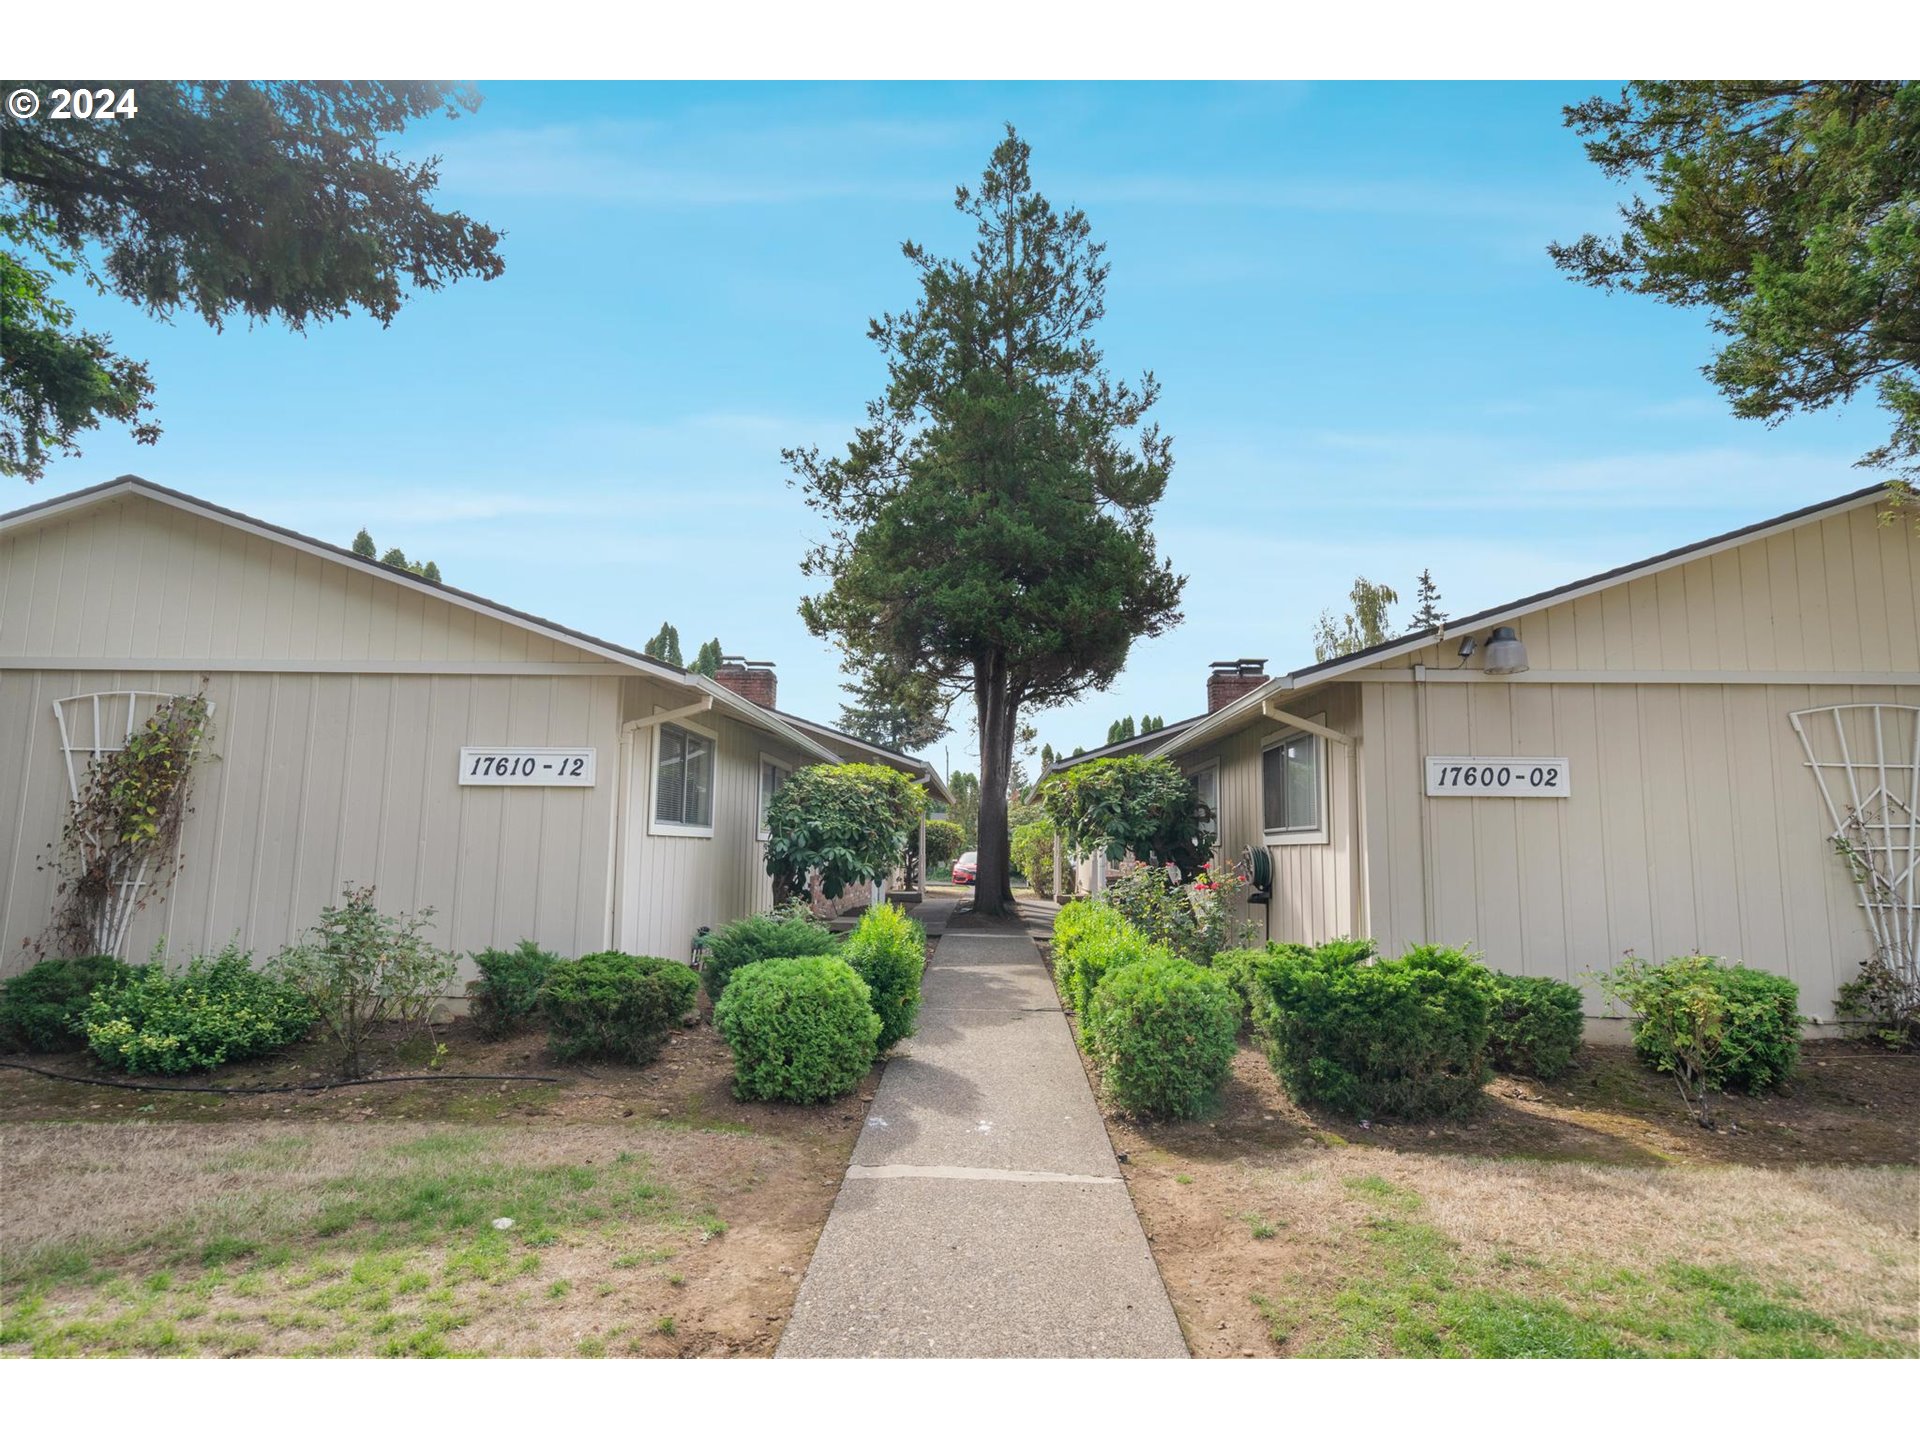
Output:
[[1789, 703, 1920, 1009], [50, 691, 213, 958]]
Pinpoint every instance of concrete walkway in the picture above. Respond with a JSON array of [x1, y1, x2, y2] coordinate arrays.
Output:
[[778, 912, 1187, 1358]]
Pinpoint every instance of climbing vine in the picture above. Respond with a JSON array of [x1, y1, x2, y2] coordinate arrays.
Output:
[[42, 692, 215, 959]]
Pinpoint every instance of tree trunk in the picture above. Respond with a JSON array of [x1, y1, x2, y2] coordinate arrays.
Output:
[[972, 652, 1019, 915]]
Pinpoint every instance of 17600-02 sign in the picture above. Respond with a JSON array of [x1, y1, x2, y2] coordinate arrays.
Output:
[[459, 747, 596, 787], [1425, 756, 1570, 798]]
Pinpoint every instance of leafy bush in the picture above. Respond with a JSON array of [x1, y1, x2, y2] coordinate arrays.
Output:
[[714, 956, 880, 1103], [1085, 954, 1241, 1119], [702, 909, 839, 1005], [1104, 860, 1254, 963], [539, 951, 699, 1065], [1209, 942, 1311, 1028], [467, 940, 559, 1038], [764, 763, 928, 905], [1036, 756, 1214, 880], [1050, 901, 1170, 1017], [1013, 816, 1064, 898], [1600, 954, 1800, 1126], [924, 819, 966, 870], [85, 946, 314, 1074], [1258, 941, 1493, 1119], [269, 886, 457, 1075], [1486, 972, 1586, 1079], [0, 954, 135, 1052], [842, 903, 925, 1051]]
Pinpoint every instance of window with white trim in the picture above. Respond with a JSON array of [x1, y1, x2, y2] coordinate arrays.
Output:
[[759, 756, 792, 839], [1262, 731, 1321, 835], [655, 723, 714, 829]]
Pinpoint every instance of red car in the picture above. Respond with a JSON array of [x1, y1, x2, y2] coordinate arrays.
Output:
[[951, 850, 978, 885]]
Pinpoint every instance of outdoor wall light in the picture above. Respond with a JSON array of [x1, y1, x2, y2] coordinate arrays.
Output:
[[1481, 625, 1529, 675], [1455, 636, 1477, 659]]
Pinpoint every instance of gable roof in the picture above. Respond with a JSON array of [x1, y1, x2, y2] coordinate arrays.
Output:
[[1155, 482, 1897, 758], [771, 710, 955, 804], [1032, 712, 1203, 786], [0, 475, 842, 764]]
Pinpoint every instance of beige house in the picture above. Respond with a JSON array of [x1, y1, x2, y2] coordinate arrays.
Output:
[[0, 477, 943, 981], [1064, 486, 1919, 1025]]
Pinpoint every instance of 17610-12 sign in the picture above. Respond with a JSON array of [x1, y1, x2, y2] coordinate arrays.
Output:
[[459, 747, 597, 787], [1425, 756, 1570, 798]]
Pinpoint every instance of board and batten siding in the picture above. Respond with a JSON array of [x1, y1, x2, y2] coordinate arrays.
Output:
[[612, 678, 814, 962], [1, 491, 630, 979], [0, 667, 624, 978]]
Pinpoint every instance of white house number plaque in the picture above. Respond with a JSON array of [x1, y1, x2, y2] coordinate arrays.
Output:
[[459, 746, 597, 787], [1425, 756, 1569, 798]]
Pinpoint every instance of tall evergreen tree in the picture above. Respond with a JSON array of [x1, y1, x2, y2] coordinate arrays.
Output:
[[351, 530, 442, 583], [643, 622, 684, 667], [351, 528, 376, 559], [3, 83, 504, 482], [838, 665, 948, 753], [1409, 569, 1446, 632], [692, 638, 723, 677], [1551, 82, 1920, 500], [788, 130, 1183, 913]]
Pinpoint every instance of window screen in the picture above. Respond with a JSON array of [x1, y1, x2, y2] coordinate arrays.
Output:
[[1262, 733, 1320, 833], [656, 724, 714, 827]]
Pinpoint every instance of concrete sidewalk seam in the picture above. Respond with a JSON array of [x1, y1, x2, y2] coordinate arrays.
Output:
[[846, 1163, 1123, 1185]]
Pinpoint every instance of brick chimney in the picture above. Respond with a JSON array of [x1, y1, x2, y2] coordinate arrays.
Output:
[[1207, 658, 1267, 713], [713, 656, 777, 709]]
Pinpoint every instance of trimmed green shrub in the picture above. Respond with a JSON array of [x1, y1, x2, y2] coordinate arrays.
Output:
[[467, 940, 560, 1038], [1602, 955, 1800, 1122], [1486, 972, 1586, 1079], [539, 951, 699, 1065], [1085, 955, 1241, 1119], [924, 819, 966, 870], [714, 956, 881, 1103], [702, 910, 838, 1005], [764, 763, 927, 906], [842, 903, 925, 1051], [85, 946, 315, 1074], [0, 954, 135, 1052], [1050, 901, 1158, 1015], [1258, 941, 1493, 1119], [1209, 943, 1310, 1028]]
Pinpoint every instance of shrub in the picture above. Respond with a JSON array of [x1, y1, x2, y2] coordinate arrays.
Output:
[[269, 886, 458, 1075], [1486, 972, 1586, 1079], [539, 951, 699, 1065], [764, 763, 928, 906], [702, 909, 839, 1005], [85, 946, 314, 1074], [1104, 860, 1254, 963], [467, 940, 559, 1038], [1050, 901, 1169, 1017], [1085, 955, 1241, 1119], [1036, 755, 1214, 880], [0, 953, 135, 1052], [714, 956, 880, 1103], [842, 903, 925, 1051], [1259, 941, 1493, 1120], [1210, 942, 1311, 1027], [1600, 954, 1800, 1126], [1013, 817, 1063, 898], [924, 819, 966, 870]]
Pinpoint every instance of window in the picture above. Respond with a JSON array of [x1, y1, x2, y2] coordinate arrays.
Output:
[[1189, 761, 1220, 845], [654, 723, 714, 830], [1262, 731, 1321, 835], [759, 756, 792, 838]]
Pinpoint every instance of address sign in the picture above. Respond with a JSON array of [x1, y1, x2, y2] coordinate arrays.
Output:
[[459, 746, 597, 787], [1425, 756, 1569, 798]]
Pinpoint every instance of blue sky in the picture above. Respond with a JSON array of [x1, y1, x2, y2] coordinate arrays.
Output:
[[22, 81, 1885, 775]]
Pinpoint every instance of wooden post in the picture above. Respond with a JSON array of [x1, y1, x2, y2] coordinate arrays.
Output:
[[1052, 832, 1063, 900], [917, 815, 928, 899]]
